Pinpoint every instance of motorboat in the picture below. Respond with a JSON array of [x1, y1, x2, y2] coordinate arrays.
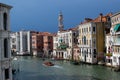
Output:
[[43, 61, 54, 66]]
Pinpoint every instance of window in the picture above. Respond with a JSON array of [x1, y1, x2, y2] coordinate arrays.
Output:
[[12, 38, 16, 43], [79, 29, 81, 33], [73, 33, 76, 36], [93, 49, 96, 58], [32, 41, 35, 44], [90, 49, 91, 58], [3, 13, 7, 30], [89, 27, 91, 32], [113, 57, 116, 62], [86, 28, 88, 32], [4, 38, 8, 58], [12, 45, 16, 49], [84, 36, 86, 45], [93, 39, 96, 47], [5, 69, 9, 79], [89, 40, 91, 46], [74, 38, 76, 43], [93, 27, 95, 32], [77, 50, 80, 53]]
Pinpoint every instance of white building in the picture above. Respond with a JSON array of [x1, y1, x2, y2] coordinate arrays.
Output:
[[10, 32, 17, 55], [53, 34, 58, 50], [105, 34, 113, 66], [110, 12, 120, 67], [0, 3, 12, 80], [11, 31, 32, 55], [53, 28, 78, 60]]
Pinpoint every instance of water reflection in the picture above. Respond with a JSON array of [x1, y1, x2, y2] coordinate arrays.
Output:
[[52, 65, 63, 69], [13, 56, 120, 80]]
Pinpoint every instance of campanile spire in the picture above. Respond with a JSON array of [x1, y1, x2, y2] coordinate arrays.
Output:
[[58, 11, 64, 31]]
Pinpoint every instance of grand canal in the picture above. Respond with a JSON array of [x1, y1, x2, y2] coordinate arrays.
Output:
[[12, 56, 120, 80]]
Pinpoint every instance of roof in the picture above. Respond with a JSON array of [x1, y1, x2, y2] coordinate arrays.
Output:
[[31, 31, 54, 36], [0, 3, 12, 9], [111, 11, 120, 17], [80, 13, 112, 24], [58, 26, 78, 33]]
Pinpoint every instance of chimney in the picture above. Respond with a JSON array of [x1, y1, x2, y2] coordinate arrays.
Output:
[[84, 18, 92, 22], [99, 13, 103, 22]]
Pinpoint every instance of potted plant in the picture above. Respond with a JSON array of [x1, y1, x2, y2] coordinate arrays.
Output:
[[106, 53, 112, 57]]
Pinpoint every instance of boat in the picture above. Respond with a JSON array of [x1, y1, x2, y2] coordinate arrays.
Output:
[[98, 61, 105, 66], [43, 61, 54, 66], [70, 61, 80, 65], [114, 66, 120, 72]]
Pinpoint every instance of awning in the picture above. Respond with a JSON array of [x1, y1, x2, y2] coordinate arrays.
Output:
[[58, 44, 67, 50], [114, 24, 120, 32]]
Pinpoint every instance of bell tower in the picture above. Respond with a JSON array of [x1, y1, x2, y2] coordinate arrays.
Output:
[[58, 11, 64, 31]]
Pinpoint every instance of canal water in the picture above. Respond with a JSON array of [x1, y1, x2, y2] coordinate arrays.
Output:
[[12, 56, 120, 80]]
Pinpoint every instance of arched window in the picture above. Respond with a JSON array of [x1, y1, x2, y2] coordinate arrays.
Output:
[[3, 13, 7, 30], [77, 50, 80, 53], [84, 36, 86, 45], [4, 38, 8, 58]]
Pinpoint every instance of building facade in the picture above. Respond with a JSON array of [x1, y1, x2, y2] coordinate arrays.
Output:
[[32, 32, 43, 56], [10, 32, 17, 55], [110, 12, 120, 67], [31, 32, 53, 57], [53, 27, 78, 60], [105, 33, 113, 66], [43, 32, 53, 57], [78, 13, 111, 64], [11, 30, 32, 55], [78, 22, 98, 64], [0, 3, 12, 80]]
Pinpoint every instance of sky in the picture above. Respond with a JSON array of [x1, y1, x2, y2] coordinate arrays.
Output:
[[0, 0, 120, 33]]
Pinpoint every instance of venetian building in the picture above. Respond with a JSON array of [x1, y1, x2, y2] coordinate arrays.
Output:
[[31, 32, 43, 56], [110, 11, 120, 67], [0, 3, 12, 80], [43, 32, 53, 57], [30, 31, 54, 57], [13, 30, 32, 55], [53, 28, 78, 60], [78, 13, 112, 64]]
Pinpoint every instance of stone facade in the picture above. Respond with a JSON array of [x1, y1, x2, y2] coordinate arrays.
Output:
[[0, 3, 12, 80], [78, 13, 111, 64]]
